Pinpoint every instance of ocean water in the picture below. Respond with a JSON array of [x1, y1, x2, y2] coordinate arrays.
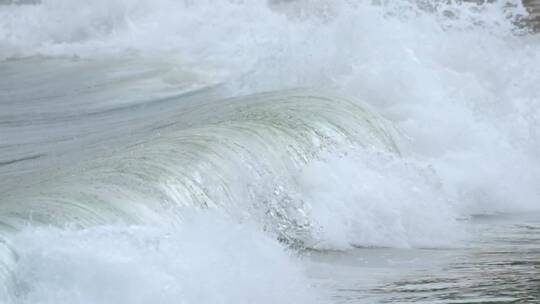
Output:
[[1, 0, 539, 303]]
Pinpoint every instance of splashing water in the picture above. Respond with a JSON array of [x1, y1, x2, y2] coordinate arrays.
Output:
[[1, 0, 539, 303]]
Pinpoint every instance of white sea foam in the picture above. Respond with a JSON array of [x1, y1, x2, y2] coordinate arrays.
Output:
[[10, 213, 319, 304], [296, 148, 463, 249]]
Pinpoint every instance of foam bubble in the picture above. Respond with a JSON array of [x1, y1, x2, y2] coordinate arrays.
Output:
[[295, 148, 463, 249], [10, 213, 319, 304]]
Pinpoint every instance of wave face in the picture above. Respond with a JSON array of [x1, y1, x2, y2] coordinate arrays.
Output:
[[1, 0, 540, 303]]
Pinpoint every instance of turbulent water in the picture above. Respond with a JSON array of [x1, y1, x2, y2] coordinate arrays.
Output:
[[1, 0, 539, 303]]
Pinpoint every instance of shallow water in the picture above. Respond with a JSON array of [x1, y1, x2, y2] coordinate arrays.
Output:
[[307, 213, 540, 303]]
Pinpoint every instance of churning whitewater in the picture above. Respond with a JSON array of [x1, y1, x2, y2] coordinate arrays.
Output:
[[1, 0, 540, 303]]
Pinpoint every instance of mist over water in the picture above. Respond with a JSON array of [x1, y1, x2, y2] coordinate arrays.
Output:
[[1, 0, 539, 303]]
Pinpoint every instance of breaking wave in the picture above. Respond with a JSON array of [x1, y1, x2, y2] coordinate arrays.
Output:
[[1, 0, 539, 303]]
